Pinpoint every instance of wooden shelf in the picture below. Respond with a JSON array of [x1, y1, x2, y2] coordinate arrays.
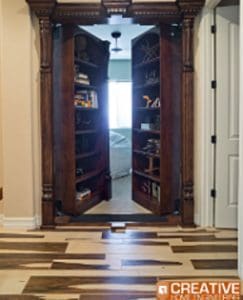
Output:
[[76, 150, 100, 160], [75, 106, 99, 112], [133, 149, 160, 159], [133, 128, 160, 135], [76, 169, 103, 184], [133, 57, 160, 69], [133, 81, 160, 90], [74, 82, 97, 90], [134, 107, 160, 112], [75, 129, 98, 135], [133, 170, 160, 183], [75, 58, 98, 69]]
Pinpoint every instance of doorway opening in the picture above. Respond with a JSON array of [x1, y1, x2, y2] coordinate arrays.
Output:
[[79, 23, 153, 215]]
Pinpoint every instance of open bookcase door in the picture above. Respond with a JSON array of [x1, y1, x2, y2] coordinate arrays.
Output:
[[53, 25, 111, 216], [131, 25, 181, 215]]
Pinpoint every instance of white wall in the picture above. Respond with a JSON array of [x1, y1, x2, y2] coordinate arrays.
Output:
[[238, 0, 243, 280], [0, 0, 3, 216], [0, 0, 41, 228]]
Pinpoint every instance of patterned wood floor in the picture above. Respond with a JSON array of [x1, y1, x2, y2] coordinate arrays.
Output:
[[0, 225, 239, 299]]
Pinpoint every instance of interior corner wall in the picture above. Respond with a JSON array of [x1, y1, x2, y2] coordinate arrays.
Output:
[[238, 0, 243, 280], [0, 0, 3, 216], [0, 0, 41, 226]]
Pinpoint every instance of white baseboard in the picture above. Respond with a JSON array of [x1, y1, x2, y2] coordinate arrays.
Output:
[[194, 213, 200, 226], [0, 214, 3, 226], [2, 215, 41, 229]]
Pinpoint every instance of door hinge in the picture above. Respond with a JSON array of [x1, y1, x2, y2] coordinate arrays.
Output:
[[211, 135, 217, 144], [211, 189, 216, 198], [211, 80, 217, 89], [211, 25, 216, 34]]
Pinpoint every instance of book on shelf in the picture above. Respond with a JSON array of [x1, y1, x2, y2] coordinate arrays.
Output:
[[74, 90, 98, 108]]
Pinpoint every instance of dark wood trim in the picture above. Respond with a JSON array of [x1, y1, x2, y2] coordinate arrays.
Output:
[[39, 16, 55, 226], [0, 187, 2, 201], [181, 16, 195, 225], [25, 0, 205, 227]]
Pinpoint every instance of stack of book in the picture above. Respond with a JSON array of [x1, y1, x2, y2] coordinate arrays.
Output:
[[75, 72, 90, 85]]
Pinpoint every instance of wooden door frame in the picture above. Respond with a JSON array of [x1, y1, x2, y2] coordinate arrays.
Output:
[[26, 0, 205, 228]]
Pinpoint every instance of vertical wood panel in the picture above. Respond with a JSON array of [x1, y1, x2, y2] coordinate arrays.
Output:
[[181, 17, 194, 225]]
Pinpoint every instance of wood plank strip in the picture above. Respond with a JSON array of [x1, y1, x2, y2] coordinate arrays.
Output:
[[23, 276, 240, 294], [0, 233, 45, 239], [122, 259, 182, 266], [0, 296, 41, 300], [0, 253, 105, 260], [102, 231, 157, 239], [182, 236, 237, 242], [0, 187, 2, 200], [102, 240, 169, 246], [79, 291, 154, 299], [191, 259, 237, 269], [0, 242, 68, 252], [172, 245, 237, 253], [51, 261, 110, 270]]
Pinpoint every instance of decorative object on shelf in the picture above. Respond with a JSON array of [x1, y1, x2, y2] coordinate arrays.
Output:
[[152, 182, 160, 202], [76, 168, 84, 176], [142, 138, 160, 154], [145, 156, 159, 174], [76, 188, 91, 202], [111, 31, 122, 53], [151, 97, 160, 108], [143, 95, 160, 108], [143, 95, 153, 108], [145, 70, 159, 85], [75, 35, 89, 62], [141, 180, 151, 194], [141, 40, 159, 63]]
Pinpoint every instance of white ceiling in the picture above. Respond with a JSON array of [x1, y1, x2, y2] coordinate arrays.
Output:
[[81, 21, 153, 60]]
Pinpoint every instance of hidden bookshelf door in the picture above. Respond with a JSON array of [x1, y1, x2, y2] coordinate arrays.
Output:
[[132, 25, 181, 215], [54, 25, 111, 215]]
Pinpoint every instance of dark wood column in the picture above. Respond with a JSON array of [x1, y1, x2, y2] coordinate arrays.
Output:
[[39, 16, 54, 226], [26, 0, 56, 227], [181, 16, 195, 225]]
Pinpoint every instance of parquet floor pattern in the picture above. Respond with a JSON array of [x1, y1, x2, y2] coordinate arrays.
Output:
[[0, 225, 238, 299]]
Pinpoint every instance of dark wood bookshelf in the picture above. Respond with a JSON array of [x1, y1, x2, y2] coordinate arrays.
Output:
[[76, 168, 103, 184], [53, 25, 111, 215], [74, 58, 98, 69], [133, 149, 160, 159], [133, 170, 160, 184], [132, 26, 181, 215], [133, 81, 160, 91], [75, 106, 99, 112], [75, 129, 98, 135], [134, 107, 160, 112], [133, 128, 160, 135], [133, 57, 160, 70], [74, 82, 97, 90], [76, 150, 100, 160]]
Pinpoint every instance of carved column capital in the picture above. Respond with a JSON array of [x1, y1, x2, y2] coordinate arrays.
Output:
[[26, 0, 56, 18]]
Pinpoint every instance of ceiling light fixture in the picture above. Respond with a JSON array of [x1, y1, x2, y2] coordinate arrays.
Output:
[[111, 31, 122, 53]]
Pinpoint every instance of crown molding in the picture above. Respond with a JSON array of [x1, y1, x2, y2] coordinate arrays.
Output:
[[26, 0, 205, 23]]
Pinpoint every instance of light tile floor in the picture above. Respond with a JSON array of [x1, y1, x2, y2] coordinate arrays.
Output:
[[86, 175, 151, 214], [0, 225, 239, 299]]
